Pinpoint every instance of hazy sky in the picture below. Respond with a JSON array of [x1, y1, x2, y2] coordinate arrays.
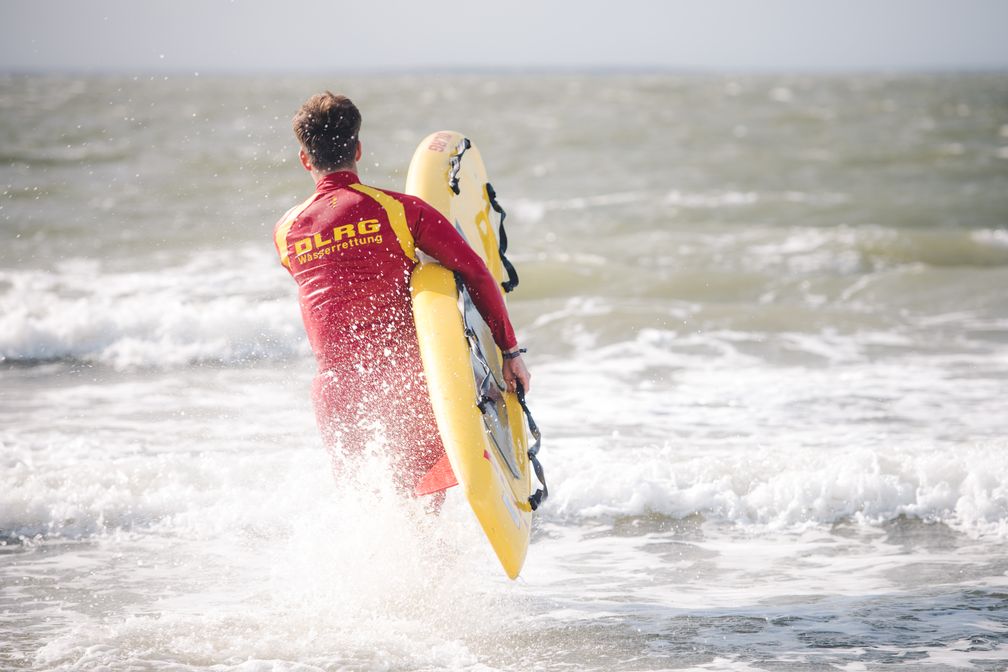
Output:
[[2, 0, 1007, 73]]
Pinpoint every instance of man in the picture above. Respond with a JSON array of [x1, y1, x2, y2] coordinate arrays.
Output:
[[274, 91, 530, 496]]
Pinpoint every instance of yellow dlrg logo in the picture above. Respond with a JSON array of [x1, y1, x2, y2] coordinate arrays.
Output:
[[294, 219, 381, 256]]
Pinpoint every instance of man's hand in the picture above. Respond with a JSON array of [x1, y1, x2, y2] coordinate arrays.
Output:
[[502, 353, 531, 394]]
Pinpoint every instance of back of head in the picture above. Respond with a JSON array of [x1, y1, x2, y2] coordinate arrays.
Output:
[[292, 92, 362, 173]]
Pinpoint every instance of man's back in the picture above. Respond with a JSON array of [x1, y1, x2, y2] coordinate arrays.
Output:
[[275, 170, 422, 371], [275, 170, 517, 373]]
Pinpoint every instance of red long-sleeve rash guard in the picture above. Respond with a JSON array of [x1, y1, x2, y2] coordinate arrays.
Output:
[[274, 171, 517, 372]]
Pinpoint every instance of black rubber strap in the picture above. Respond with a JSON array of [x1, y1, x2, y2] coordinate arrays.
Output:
[[486, 182, 520, 293], [448, 143, 519, 293], [516, 383, 547, 511], [464, 296, 547, 510], [448, 138, 471, 195]]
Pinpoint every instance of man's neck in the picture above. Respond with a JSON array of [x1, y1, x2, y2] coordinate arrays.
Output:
[[312, 164, 357, 183]]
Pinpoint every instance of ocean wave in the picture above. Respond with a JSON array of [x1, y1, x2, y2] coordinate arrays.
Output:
[[4, 430, 1005, 546], [973, 228, 1008, 248], [0, 140, 132, 166], [541, 439, 1008, 538], [510, 189, 852, 224], [0, 253, 307, 369], [525, 326, 1008, 538], [0, 432, 479, 558], [0, 441, 326, 544], [729, 226, 1008, 275]]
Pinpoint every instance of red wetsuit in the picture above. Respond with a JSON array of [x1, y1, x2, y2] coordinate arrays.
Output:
[[274, 171, 517, 492]]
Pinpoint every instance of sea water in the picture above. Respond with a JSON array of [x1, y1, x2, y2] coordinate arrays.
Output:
[[1, 73, 1007, 671]]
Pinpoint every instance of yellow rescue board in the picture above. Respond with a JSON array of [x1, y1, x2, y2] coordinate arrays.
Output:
[[406, 131, 533, 579]]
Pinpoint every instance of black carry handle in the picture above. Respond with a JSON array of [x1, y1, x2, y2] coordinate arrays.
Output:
[[447, 137, 518, 293], [515, 382, 547, 510], [448, 137, 471, 195], [486, 182, 520, 293]]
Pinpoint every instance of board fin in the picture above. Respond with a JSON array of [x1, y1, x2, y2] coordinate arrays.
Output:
[[413, 451, 459, 496]]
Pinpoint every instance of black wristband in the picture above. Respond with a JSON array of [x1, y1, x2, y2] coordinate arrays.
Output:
[[502, 347, 527, 360]]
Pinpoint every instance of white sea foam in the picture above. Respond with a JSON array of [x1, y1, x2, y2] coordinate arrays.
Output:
[[0, 249, 307, 368], [510, 188, 851, 224], [665, 190, 760, 208], [973, 228, 1008, 248], [524, 327, 1008, 538], [9, 352, 1003, 549], [539, 437, 1008, 538], [511, 197, 546, 224], [6, 420, 525, 671]]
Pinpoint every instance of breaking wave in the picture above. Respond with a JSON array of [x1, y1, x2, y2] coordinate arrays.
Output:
[[0, 251, 307, 369]]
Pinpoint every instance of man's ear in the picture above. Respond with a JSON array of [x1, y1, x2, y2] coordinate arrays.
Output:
[[355, 140, 362, 162], [299, 148, 312, 172]]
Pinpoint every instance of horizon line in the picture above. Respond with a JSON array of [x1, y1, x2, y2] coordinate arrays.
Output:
[[2, 64, 1008, 78]]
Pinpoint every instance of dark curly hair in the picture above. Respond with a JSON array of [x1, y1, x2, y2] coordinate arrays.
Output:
[[292, 92, 361, 172]]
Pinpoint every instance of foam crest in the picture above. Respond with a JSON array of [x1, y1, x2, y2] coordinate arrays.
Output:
[[540, 438, 1008, 537], [0, 251, 306, 369]]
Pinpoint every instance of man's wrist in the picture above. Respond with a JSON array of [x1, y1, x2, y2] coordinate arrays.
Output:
[[502, 346, 526, 360]]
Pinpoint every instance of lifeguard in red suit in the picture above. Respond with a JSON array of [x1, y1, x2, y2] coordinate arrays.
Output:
[[274, 92, 530, 496]]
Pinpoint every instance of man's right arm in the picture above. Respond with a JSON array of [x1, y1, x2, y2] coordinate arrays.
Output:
[[409, 199, 530, 392]]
